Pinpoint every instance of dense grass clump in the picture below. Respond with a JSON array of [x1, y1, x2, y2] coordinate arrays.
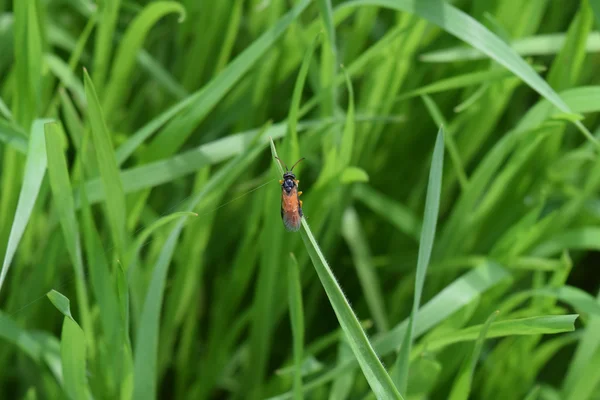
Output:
[[1, 1, 600, 399]]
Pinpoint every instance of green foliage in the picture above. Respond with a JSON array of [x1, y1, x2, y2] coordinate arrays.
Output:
[[0, 1, 599, 399]]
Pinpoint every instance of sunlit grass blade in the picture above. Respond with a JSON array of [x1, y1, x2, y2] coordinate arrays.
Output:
[[83, 68, 127, 257], [0, 119, 50, 293], [47, 289, 91, 400], [448, 311, 499, 400], [394, 127, 444, 393], [288, 253, 305, 400]]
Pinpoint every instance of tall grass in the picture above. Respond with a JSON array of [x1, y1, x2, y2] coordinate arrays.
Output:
[[1, 1, 600, 399]]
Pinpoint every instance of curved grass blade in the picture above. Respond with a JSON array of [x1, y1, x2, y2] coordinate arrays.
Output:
[[103, 1, 186, 116], [394, 127, 444, 393], [0, 119, 50, 294]]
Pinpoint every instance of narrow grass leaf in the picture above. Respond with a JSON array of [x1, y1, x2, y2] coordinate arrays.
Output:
[[45, 122, 93, 342], [448, 311, 499, 400], [83, 69, 127, 256], [288, 253, 305, 400], [0, 311, 42, 362], [421, 315, 577, 353], [0, 119, 50, 293], [270, 137, 402, 399], [394, 127, 444, 393], [47, 290, 90, 400]]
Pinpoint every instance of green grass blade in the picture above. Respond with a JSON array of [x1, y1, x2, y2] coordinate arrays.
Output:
[[0, 119, 50, 293], [44, 122, 93, 344], [394, 127, 444, 393], [288, 253, 305, 400], [421, 315, 577, 353], [270, 137, 402, 399], [47, 289, 91, 400], [448, 311, 499, 400], [103, 1, 186, 116], [83, 68, 127, 257], [341, 207, 389, 332], [0, 311, 42, 362]]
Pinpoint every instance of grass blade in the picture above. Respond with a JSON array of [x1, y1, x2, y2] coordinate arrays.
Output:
[[47, 289, 91, 400], [270, 138, 403, 399], [103, 1, 186, 116], [45, 122, 93, 344], [394, 127, 444, 393], [83, 68, 127, 257], [0, 119, 50, 293]]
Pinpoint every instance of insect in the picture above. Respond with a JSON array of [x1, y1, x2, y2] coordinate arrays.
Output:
[[275, 156, 305, 231]]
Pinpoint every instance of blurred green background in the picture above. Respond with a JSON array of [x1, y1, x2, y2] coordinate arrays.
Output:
[[1, 0, 600, 399]]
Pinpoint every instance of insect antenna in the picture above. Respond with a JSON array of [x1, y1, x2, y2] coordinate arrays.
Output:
[[290, 157, 305, 171], [274, 156, 289, 171]]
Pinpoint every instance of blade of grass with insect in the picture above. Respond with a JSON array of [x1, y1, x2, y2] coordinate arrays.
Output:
[[270, 137, 403, 399], [393, 127, 444, 393], [0, 119, 50, 294], [47, 289, 91, 400]]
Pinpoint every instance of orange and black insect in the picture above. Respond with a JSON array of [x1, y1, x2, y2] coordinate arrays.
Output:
[[275, 156, 304, 231]]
